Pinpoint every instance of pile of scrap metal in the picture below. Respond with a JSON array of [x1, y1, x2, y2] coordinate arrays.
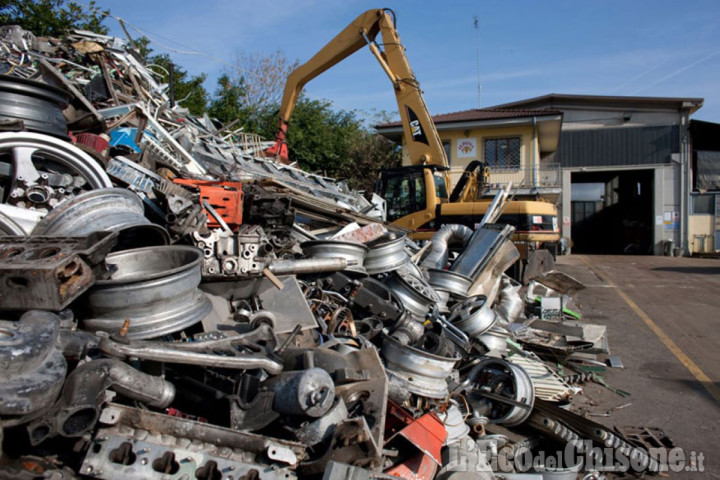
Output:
[[0, 25, 662, 480]]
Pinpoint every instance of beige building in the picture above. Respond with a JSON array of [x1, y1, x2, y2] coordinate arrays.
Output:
[[378, 95, 715, 256], [494, 94, 704, 255], [376, 108, 563, 203]]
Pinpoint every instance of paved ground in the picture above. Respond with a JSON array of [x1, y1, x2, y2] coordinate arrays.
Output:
[[555, 255, 720, 479]]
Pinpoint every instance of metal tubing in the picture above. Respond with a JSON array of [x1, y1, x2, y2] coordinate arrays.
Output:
[[301, 240, 368, 275], [99, 336, 284, 375], [136, 103, 207, 175], [268, 257, 352, 275], [421, 224, 473, 270], [47, 359, 175, 439]]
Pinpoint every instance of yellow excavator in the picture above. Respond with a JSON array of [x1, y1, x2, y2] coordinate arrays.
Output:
[[265, 8, 489, 228], [265, 8, 559, 276]]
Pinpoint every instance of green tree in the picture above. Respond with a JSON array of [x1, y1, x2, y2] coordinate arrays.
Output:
[[129, 35, 153, 61], [206, 49, 401, 189], [339, 131, 401, 193], [284, 98, 362, 174], [208, 74, 252, 128], [0, 0, 109, 37], [208, 75, 399, 189], [145, 53, 207, 116], [127, 38, 208, 116], [208, 51, 298, 136]]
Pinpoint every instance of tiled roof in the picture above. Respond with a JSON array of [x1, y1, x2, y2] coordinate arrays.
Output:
[[376, 108, 562, 128]]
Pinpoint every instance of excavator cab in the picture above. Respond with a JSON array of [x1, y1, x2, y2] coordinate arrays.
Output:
[[377, 165, 449, 224]]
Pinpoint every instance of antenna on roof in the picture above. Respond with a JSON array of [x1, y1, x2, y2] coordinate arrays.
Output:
[[474, 16, 481, 108]]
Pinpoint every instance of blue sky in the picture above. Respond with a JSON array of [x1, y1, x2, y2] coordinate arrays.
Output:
[[96, 0, 720, 124]]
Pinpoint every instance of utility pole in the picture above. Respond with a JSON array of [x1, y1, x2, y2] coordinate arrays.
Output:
[[474, 16, 481, 108], [169, 62, 175, 107]]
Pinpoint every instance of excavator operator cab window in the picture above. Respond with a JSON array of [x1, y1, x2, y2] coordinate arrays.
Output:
[[433, 173, 448, 199], [380, 170, 426, 221]]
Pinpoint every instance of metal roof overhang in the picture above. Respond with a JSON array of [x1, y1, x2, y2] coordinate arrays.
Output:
[[376, 114, 563, 155]]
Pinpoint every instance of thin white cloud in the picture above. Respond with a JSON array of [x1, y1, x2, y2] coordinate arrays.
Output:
[[631, 50, 720, 95], [98, 1, 720, 122]]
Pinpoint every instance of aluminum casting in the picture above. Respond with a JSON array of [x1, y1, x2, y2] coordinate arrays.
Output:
[[0, 132, 112, 222], [0, 75, 69, 138], [0, 232, 117, 310]]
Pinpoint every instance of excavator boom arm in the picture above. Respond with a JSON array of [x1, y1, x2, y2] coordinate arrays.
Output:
[[269, 8, 449, 170], [278, 10, 382, 122]]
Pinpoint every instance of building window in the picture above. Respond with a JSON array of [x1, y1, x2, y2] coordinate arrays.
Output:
[[484, 137, 521, 169], [692, 194, 715, 215], [442, 139, 451, 165]]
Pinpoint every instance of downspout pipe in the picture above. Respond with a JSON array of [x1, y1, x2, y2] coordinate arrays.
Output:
[[532, 116, 537, 193], [421, 224, 474, 270], [682, 114, 691, 256]]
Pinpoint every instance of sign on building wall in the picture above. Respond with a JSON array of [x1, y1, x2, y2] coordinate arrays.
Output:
[[457, 138, 477, 158]]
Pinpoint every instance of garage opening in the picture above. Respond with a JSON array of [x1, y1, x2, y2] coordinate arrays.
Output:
[[571, 169, 654, 254]]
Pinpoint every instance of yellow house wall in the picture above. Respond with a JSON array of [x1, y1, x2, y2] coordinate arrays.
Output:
[[401, 125, 536, 169], [688, 215, 716, 252]]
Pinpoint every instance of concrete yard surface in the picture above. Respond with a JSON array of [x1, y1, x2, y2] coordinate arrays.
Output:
[[556, 254, 720, 479]]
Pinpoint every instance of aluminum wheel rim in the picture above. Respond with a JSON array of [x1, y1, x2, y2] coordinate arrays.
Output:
[[0, 132, 112, 194]]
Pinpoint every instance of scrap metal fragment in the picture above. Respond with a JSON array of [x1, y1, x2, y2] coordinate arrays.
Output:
[[32, 188, 170, 249], [81, 404, 302, 479], [456, 358, 535, 427], [383, 411, 447, 479], [0, 311, 67, 416], [382, 334, 460, 401], [27, 359, 175, 444], [99, 331, 283, 374], [0, 232, 116, 310]]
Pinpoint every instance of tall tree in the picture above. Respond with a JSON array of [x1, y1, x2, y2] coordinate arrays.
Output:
[[284, 98, 362, 173], [0, 0, 109, 37], [230, 50, 299, 111], [340, 132, 401, 193], [208, 74, 251, 128], [208, 50, 299, 134]]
